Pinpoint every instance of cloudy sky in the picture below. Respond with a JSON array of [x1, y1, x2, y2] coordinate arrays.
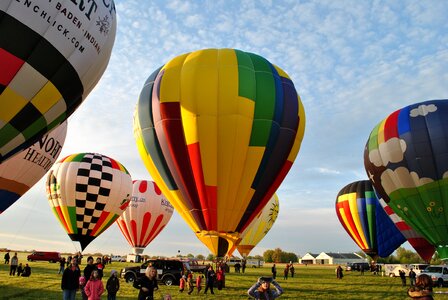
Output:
[[1, 0, 448, 258]]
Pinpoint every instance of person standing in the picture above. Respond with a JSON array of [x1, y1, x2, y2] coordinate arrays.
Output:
[[61, 257, 81, 300], [106, 270, 120, 300], [95, 257, 104, 279], [9, 252, 18, 276], [204, 265, 215, 295], [216, 266, 225, 291], [409, 268, 417, 286], [196, 274, 203, 294], [85, 270, 104, 300], [59, 257, 66, 274], [4, 251, 10, 264], [133, 266, 158, 300], [283, 264, 289, 280], [271, 264, 277, 279], [179, 275, 186, 292], [336, 265, 343, 279], [84, 256, 98, 282], [187, 272, 194, 295], [242, 260, 247, 274], [290, 264, 295, 278], [399, 270, 407, 286], [248, 277, 283, 299]]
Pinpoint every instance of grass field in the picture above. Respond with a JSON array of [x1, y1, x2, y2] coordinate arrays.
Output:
[[1, 252, 448, 299]]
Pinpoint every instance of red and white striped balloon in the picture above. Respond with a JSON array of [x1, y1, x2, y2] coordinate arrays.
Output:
[[116, 180, 174, 254]]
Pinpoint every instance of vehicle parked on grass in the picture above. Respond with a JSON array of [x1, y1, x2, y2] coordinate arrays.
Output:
[[409, 263, 430, 275], [27, 251, 61, 263], [384, 264, 410, 277], [180, 258, 207, 274], [120, 258, 189, 286], [245, 259, 264, 268], [346, 262, 370, 272], [110, 255, 126, 262], [226, 258, 242, 266], [420, 265, 448, 287]]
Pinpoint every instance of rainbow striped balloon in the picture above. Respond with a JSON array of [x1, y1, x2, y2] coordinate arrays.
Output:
[[134, 48, 305, 257]]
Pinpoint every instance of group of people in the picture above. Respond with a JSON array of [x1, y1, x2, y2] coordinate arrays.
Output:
[[4, 251, 31, 277], [178, 271, 204, 295], [61, 256, 120, 300], [270, 263, 295, 280]]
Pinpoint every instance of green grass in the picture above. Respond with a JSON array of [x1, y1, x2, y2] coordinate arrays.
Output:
[[1, 253, 448, 299]]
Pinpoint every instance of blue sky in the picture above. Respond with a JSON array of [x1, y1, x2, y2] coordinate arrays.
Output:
[[1, 0, 448, 258]]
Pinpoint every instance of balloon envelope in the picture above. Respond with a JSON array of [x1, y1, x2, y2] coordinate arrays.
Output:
[[0, 1, 116, 162], [46, 153, 132, 251], [117, 180, 174, 255], [134, 48, 305, 257], [0, 121, 67, 213], [378, 198, 435, 262], [335, 180, 406, 259], [364, 99, 448, 258], [237, 193, 279, 257]]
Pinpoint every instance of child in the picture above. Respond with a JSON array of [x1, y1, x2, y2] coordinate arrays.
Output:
[[187, 272, 194, 295], [179, 275, 186, 292], [79, 276, 88, 300], [85, 270, 104, 300], [196, 274, 203, 294], [106, 270, 120, 300]]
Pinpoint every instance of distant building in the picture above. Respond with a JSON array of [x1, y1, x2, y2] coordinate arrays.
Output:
[[299, 252, 366, 265], [299, 253, 319, 264]]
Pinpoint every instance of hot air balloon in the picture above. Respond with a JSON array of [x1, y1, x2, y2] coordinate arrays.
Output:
[[0, 121, 67, 214], [134, 48, 305, 257], [46, 153, 132, 251], [0, 1, 116, 162], [335, 180, 406, 259], [378, 198, 435, 262], [236, 193, 279, 257], [364, 99, 448, 259], [116, 180, 174, 255]]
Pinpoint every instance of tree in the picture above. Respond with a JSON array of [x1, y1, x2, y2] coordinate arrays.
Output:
[[206, 254, 215, 261], [263, 250, 274, 263], [196, 254, 205, 260]]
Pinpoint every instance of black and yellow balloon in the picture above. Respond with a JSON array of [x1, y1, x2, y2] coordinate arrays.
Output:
[[0, 1, 116, 162]]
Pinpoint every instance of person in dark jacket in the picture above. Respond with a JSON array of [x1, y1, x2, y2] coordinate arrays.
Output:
[[21, 263, 31, 277], [83, 256, 98, 281], [204, 265, 215, 294], [61, 257, 81, 300], [106, 270, 120, 300], [133, 266, 158, 300]]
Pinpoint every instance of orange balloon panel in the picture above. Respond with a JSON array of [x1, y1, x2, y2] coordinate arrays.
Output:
[[117, 180, 174, 254]]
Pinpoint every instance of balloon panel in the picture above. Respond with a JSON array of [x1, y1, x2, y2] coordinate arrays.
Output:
[[378, 198, 435, 262], [46, 153, 132, 250], [237, 193, 279, 257], [0, 1, 116, 162], [117, 180, 174, 251], [134, 48, 305, 256], [0, 121, 67, 213], [364, 99, 448, 258]]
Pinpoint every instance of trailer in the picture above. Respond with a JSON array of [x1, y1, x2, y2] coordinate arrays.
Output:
[[384, 264, 410, 277], [245, 259, 264, 268]]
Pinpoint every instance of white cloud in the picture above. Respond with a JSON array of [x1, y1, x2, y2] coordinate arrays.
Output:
[[410, 104, 437, 117], [380, 167, 433, 195]]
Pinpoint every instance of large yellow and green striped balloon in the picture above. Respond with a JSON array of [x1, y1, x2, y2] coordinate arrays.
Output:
[[134, 48, 305, 257]]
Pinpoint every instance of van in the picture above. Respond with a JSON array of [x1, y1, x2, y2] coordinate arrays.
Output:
[[27, 251, 61, 263], [226, 258, 242, 266]]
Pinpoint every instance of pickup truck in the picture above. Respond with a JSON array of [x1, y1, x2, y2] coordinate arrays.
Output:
[[420, 265, 448, 287]]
